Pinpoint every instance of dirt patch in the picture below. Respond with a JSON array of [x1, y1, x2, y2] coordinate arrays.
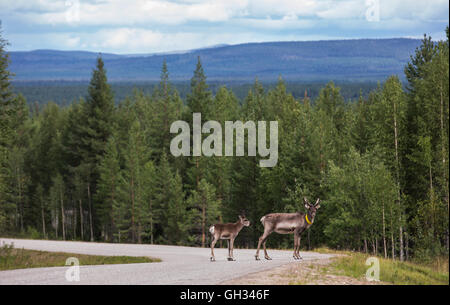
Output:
[[221, 256, 387, 285]]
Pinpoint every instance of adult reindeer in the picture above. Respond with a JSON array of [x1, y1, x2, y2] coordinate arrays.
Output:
[[255, 197, 320, 260], [209, 215, 250, 261]]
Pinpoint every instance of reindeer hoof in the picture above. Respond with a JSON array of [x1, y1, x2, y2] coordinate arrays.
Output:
[[265, 256, 272, 260], [227, 257, 235, 261], [210, 257, 215, 262], [255, 255, 260, 261]]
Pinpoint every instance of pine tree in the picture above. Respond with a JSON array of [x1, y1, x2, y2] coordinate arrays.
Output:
[[146, 61, 184, 159], [35, 184, 47, 238], [0, 23, 15, 150], [81, 56, 115, 240], [187, 57, 212, 116], [0, 23, 18, 231], [119, 120, 148, 243], [154, 151, 172, 242], [165, 171, 189, 245], [96, 135, 121, 241], [187, 178, 221, 247], [49, 174, 65, 240]]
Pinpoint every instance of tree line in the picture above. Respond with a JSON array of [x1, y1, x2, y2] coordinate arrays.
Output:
[[0, 26, 448, 262], [12, 80, 379, 107]]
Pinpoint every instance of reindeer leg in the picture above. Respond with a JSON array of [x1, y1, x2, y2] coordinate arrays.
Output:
[[255, 237, 262, 260], [256, 229, 271, 260], [293, 232, 299, 259], [297, 236, 303, 259], [210, 236, 218, 262], [263, 239, 272, 260], [228, 238, 235, 261]]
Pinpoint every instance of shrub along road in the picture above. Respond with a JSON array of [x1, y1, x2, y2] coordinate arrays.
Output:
[[0, 238, 334, 284]]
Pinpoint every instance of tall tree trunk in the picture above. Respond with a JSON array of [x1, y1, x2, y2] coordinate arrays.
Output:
[[41, 203, 46, 239], [87, 183, 94, 242], [18, 171, 23, 233], [131, 177, 136, 243], [375, 237, 378, 255], [55, 209, 58, 239], [73, 203, 77, 240], [382, 201, 387, 258], [371, 236, 376, 255], [405, 232, 409, 261], [79, 199, 84, 241], [390, 205, 395, 259], [439, 82, 449, 250], [60, 190, 65, 241], [201, 198, 206, 248], [150, 200, 153, 245], [393, 100, 404, 261]]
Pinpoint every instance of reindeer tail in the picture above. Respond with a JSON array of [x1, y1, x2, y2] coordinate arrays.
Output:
[[209, 225, 215, 235]]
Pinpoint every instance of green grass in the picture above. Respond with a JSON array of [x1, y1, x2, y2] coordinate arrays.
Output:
[[0, 244, 161, 271], [330, 251, 448, 285]]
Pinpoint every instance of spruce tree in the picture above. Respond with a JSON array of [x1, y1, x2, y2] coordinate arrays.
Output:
[[187, 178, 221, 247], [82, 56, 115, 240], [96, 135, 121, 241], [0, 23, 15, 150], [0, 24, 16, 230]]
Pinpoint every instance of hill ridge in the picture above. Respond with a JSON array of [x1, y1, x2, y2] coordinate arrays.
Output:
[[9, 38, 422, 81]]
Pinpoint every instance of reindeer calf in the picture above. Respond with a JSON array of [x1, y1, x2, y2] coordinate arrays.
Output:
[[209, 215, 250, 261]]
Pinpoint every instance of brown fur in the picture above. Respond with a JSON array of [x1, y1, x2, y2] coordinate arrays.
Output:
[[210, 215, 250, 261], [255, 198, 320, 260]]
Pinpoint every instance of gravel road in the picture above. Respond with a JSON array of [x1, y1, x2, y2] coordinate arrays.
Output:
[[0, 238, 334, 285]]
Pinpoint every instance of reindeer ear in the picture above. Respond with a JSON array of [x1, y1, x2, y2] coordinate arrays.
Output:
[[303, 197, 310, 209], [315, 198, 321, 209]]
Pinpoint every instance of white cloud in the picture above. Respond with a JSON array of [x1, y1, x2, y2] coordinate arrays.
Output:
[[236, 17, 317, 30], [379, 0, 449, 21], [3, 0, 448, 26], [1, 0, 448, 53], [13, 0, 249, 26], [316, 1, 366, 19]]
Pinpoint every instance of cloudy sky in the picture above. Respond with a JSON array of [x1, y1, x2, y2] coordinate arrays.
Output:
[[0, 0, 448, 54]]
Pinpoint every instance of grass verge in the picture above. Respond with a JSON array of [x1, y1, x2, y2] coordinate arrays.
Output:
[[0, 244, 161, 271], [328, 251, 448, 285]]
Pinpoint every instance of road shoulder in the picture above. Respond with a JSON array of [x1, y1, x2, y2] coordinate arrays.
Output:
[[220, 255, 386, 285]]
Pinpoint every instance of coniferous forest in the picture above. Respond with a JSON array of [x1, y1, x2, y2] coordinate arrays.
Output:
[[0, 26, 448, 264]]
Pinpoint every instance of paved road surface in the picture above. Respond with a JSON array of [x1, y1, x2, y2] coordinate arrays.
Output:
[[0, 238, 334, 285]]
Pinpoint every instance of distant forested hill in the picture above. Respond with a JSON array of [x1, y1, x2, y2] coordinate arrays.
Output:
[[11, 80, 380, 106], [9, 38, 421, 82]]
